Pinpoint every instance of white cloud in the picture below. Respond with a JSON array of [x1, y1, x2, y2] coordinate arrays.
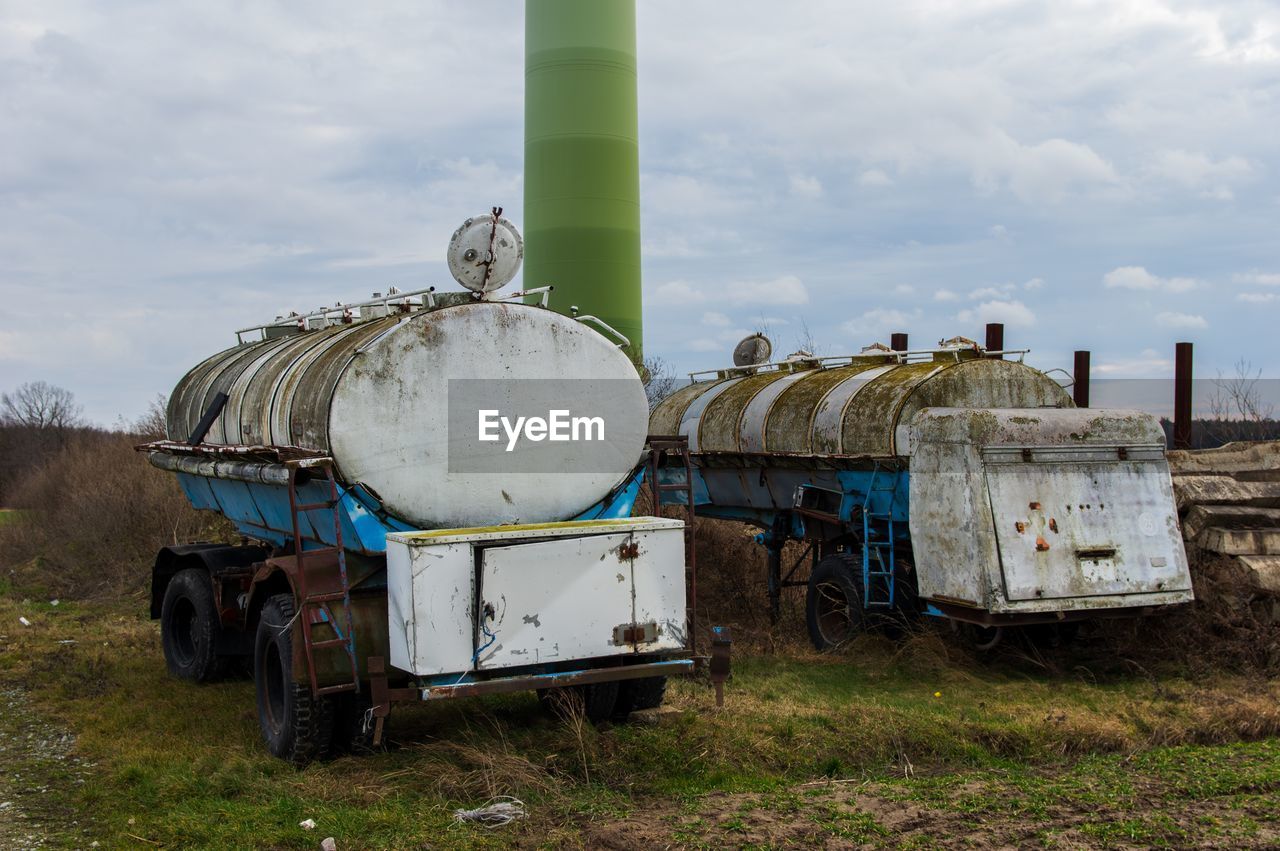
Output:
[[789, 173, 823, 198], [701, 311, 731, 326], [1023, 278, 1045, 291], [1155, 311, 1208, 329], [968, 284, 1016, 300], [1103, 266, 1197, 292], [989, 224, 1009, 240], [648, 280, 707, 305], [729, 275, 809, 306], [893, 284, 916, 296], [841, 308, 921, 339], [1235, 272, 1280, 286], [1146, 149, 1253, 199], [956, 300, 1037, 328], [1238, 293, 1277, 303], [933, 289, 960, 302], [858, 169, 892, 187], [1095, 349, 1173, 377]]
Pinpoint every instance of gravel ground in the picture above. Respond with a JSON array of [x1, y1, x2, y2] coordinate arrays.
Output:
[[0, 687, 93, 849]]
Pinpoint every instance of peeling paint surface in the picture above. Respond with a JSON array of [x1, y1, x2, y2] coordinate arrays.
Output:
[[909, 408, 1192, 614], [386, 519, 685, 676]]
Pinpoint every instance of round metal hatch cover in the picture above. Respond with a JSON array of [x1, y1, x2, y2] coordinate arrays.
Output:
[[733, 333, 773, 366], [447, 213, 524, 293]]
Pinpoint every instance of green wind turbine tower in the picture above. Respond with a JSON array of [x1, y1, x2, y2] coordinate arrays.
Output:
[[524, 0, 643, 358]]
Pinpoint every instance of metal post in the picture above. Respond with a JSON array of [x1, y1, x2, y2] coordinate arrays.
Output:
[[890, 332, 908, 351], [1073, 351, 1090, 408], [1174, 342, 1193, 450], [985, 323, 1004, 358]]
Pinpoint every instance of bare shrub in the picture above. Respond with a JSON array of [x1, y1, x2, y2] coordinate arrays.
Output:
[[0, 432, 234, 599]]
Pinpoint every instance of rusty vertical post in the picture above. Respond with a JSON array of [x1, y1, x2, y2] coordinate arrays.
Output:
[[1172, 342, 1192, 450], [1073, 351, 1090, 408], [1172, 340, 1192, 450], [985, 323, 1004, 358], [890, 332, 908, 352]]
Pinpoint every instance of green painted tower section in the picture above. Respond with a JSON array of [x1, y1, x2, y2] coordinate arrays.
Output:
[[524, 0, 643, 358]]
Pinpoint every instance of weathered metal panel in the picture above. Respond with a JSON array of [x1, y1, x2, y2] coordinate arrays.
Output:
[[287, 319, 397, 451], [909, 408, 1193, 614], [679, 377, 745, 451], [764, 364, 870, 453], [330, 302, 647, 528], [810, 364, 894, 454], [386, 536, 474, 676], [697, 371, 790, 452], [894, 359, 1072, 453], [985, 454, 1191, 601], [738, 370, 810, 452], [235, 330, 337, 446], [386, 518, 684, 676], [477, 528, 685, 670], [649, 379, 724, 436], [168, 302, 645, 530], [840, 361, 947, 457]]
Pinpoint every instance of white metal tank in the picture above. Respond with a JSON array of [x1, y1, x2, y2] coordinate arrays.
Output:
[[167, 300, 648, 529]]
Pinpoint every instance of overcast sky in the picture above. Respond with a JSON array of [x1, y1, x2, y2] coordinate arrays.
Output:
[[2, 0, 1278, 424]]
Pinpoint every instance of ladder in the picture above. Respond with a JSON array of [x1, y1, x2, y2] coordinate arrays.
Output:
[[861, 463, 901, 609], [647, 435, 698, 656], [286, 460, 359, 697]]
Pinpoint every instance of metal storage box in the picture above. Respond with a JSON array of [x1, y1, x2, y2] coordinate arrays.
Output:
[[386, 518, 687, 677]]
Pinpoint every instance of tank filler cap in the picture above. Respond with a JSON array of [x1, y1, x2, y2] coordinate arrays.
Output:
[[733, 333, 772, 366], [447, 208, 524, 294]]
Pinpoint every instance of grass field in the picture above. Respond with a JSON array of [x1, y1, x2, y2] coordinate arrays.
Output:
[[3, 592, 1280, 849]]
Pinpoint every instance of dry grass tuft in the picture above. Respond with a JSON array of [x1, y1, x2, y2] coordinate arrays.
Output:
[[0, 432, 233, 599]]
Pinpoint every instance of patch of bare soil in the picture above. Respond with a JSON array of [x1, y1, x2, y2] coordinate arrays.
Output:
[[0, 688, 94, 849], [581, 767, 1280, 850]]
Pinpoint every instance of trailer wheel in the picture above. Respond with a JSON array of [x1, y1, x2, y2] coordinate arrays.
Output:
[[160, 568, 227, 682], [254, 594, 334, 765], [806, 554, 864, 651], [614, 676, 668, 718], [539, 681, 620, 724]]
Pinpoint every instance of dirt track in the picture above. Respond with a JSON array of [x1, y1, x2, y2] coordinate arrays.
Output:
[[0, 688, 91, 849]]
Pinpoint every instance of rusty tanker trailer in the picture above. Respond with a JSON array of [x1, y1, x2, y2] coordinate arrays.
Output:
[[650, 341, 1194, 649], [144, 215, 693, 764]]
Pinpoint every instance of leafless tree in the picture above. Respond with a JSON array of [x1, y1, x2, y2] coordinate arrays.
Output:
[[1206, 359, 1276, 443], [642, 356, 682, 411], [1, 381, 83, 433], [792, 317, 822, 357], [131, 395, 169, 440]]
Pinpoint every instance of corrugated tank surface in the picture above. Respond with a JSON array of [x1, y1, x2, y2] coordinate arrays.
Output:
[[167, 301, 649, 528], [650, 355, 1071, 460]]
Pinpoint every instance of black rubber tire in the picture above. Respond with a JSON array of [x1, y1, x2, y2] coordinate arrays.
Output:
[[539, 681, 620, 724], [614, 676, 668, 718], [806, 554, 865, 651], [330, 692, 378, 755], [254, 593, 334, 765], [160, 568, 227, 683]]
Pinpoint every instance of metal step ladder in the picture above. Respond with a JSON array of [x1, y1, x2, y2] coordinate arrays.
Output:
[[647, 435, 698, 656], [861, 464, 901, 609], [286, 459, 359, 697]]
